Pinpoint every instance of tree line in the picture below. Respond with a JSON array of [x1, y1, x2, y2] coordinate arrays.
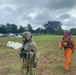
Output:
[[0, 21, 76, 35]]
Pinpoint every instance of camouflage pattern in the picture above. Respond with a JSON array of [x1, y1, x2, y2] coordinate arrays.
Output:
[[21, 32, 39, 75]]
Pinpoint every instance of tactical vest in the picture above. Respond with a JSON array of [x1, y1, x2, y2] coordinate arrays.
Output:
[[23, 42, 35, 62], [62, 36, 73, 49]]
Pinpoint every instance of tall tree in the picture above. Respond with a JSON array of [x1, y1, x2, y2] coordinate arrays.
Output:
[[18, 26, 25, 33], [70, 28, 76, 35], [35, 28, 41, 33], [6, 23, 11, 33], [27, 24, 34, 33], [35, 28, 45, 34], [54, 29, 64, 35], [43, 21, 62, 34], [11, 24, 17, 33], [0, 24, 7, 33]]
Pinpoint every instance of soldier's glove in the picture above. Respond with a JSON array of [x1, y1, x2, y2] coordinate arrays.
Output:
[[18, 48, 24, 58], [72, 50, 74, 53], [33, 61, 37, 68], [21, 48, 24, 50], [59, 46, 62, 50]]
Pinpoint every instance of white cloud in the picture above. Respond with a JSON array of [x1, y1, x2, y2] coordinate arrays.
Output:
[[0, 0, 76, 29], [69, 9, 76, 18]]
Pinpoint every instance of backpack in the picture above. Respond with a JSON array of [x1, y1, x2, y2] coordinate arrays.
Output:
[[62, 36, 73, 49]]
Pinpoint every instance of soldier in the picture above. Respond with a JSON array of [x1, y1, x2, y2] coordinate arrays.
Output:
[[19, 32, 39, 75]]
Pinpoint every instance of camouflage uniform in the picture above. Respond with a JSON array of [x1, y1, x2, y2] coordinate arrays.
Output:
[[20, 32, 39, 75]]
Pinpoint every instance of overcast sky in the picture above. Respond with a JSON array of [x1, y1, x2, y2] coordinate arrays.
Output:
[[0, 0, 76, 29]]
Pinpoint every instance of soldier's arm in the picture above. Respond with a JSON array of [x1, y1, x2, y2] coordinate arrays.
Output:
[[74, 43, 76, 52], [30, 42, 39, 61], [59, 41, 62, 50], [21, 42, 24, 50], [19, 42, 24, 58], [70, 38, 76, 52]]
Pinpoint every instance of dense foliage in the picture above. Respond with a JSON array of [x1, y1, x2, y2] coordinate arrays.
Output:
[[0, 21, 76, 35]]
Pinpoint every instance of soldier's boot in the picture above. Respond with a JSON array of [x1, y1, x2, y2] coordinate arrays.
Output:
[[21, 69, 25, 75], [64, 70, 68, 74]]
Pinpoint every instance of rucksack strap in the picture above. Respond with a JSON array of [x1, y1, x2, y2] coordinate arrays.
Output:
[[62, 36, 73, 49]]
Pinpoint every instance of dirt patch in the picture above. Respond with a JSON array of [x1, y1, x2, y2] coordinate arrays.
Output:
[[0, 66, 10, 75]]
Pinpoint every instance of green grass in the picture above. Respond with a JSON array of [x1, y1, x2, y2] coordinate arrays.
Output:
[[0, 35, 76, 75]]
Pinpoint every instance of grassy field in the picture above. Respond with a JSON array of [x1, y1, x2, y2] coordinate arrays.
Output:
[[0, 35, 76, 75]]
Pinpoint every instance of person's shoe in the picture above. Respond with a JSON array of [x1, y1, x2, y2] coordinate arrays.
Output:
[[70, 62, 71, 65], [64, 70, 68, 74]]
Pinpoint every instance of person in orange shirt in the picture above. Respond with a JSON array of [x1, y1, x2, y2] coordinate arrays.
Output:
[[59, 30, 76, 74]]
